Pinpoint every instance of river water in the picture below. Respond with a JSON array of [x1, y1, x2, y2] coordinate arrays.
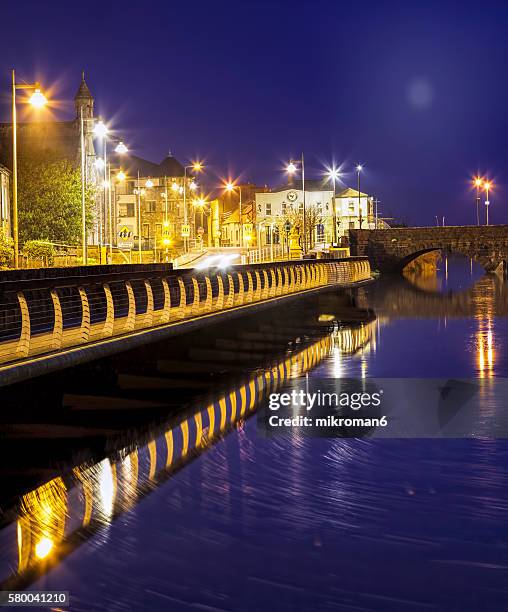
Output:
[[1, 258, 507, 611]]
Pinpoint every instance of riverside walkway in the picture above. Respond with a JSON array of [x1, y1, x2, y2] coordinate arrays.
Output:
[[0, 258, 371, 386]]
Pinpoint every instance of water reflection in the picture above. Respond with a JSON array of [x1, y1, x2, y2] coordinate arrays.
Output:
[[1, 317, 375, 590]]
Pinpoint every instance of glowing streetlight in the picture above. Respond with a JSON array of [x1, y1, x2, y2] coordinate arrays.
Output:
[[285, 155, 306, 253], [116, 170, 126, 182], [473, 177, 483, 226], [224, 181, 244, 248], [93, 119, 108, 139], [94, 157, 105, 170], [145, 178, 154, 188], [194, 197, 207, 248], [28, 89, 47, 109], [484, 180, 493, 226], [189, 181, 198, 191], [325, 166, 341, 244], [11, 70, 49, 267], [356, 163, 363, 229], [171, 182, 179, 191], [115, 141, 128, 154]]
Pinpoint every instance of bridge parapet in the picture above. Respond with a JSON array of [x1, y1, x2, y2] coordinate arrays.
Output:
[[0, 258, 371, 370]]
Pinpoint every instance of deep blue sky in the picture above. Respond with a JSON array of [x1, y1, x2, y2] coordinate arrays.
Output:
[[2, 0, 508, 225]]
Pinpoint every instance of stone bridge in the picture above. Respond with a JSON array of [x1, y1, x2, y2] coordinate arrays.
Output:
[[349, 225, 508, 272]]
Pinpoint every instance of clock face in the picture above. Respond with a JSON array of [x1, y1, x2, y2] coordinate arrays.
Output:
[[287, 191, 298, 202]]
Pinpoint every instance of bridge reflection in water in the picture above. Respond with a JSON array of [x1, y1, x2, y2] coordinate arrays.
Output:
[[0, 315, 376, 590]]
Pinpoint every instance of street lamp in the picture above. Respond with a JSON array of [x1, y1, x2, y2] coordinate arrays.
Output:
[[93, 120, 110, 262], [286, 154, 306, 253], [182, 162, 204, 252], [115, 141, 128, 155], [356, 164, 363, 229], [194, 196, 207, 251], [133, 171, 146, 263], [473, 177, 483, 226], [11, 70, 48, 267], [484, 180, 492, 226], [325, 166, 341, 244], [225, 181, 244, 248]]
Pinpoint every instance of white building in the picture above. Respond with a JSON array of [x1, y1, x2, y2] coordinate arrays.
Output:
[[254, 180, 376, 249], [335, 187, 374, 233]]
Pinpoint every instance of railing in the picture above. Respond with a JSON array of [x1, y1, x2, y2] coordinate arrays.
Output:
[[248, 244, 285, 264], [0, 259, 371, 368]]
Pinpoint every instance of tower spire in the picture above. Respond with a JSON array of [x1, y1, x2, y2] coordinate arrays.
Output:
[[74, 72, 94, 119]]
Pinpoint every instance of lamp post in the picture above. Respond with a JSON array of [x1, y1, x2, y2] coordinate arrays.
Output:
[[286, 154, 306, 253], [92, 122, 128, 264], [182, 162, 203, 252], [225, 182, 243, 248], [92, 120, 108, 263], [474, 177, 482, 226], [11, 70, 48, 268], [326, 166, 340, 244], [356, 164, 363, 229], [133, 172, 146, 263], [194, 197, 207, 252], [484, 181, 492, 226]]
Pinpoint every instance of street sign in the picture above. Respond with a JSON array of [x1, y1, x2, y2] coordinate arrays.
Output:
[[118, 224, 134, 249], [181, 224, 190, 238]]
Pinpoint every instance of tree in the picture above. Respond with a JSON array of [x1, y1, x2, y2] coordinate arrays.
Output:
[[274, 203, 324, 251], [17, 148, 93, 245]]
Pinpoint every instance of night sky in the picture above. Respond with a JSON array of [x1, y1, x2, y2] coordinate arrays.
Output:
[[2, 0, 508, 225]]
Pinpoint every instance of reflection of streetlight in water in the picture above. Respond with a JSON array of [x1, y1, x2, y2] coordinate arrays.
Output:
[[476, 316, 496, 378]]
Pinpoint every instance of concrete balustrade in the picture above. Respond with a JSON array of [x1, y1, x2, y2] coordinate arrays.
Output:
[[0, 258, 370, 369]]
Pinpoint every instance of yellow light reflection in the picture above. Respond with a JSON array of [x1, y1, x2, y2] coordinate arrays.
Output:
[[35, 537, 53, 559]]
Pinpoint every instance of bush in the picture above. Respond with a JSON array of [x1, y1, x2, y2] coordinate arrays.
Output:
[[22, 240, 55, 266], [0, 229, 13, 268]]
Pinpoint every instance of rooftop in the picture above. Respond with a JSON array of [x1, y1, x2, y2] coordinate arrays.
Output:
[[110, 153, 186, 178]]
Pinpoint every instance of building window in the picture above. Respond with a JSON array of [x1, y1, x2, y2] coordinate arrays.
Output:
[[119, 203, 135, 217], [282, 202, 287, 214], [265, 203, 272, 215], [348, 201, 355, 213], [349, 221, 355, 229], [155, 224, 162, 238], [142, 223, 150, 239], [316, 223, 325, 242], [146, 201, 156, 213]]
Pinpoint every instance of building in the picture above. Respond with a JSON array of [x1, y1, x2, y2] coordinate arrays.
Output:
[[221, 202, 256, 247], [335, 187, 375, 232], [0, 73, 100, 241], [255, 179, 376, 249], [110, 153, 201, 253], [0, 165, 10, 238]]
